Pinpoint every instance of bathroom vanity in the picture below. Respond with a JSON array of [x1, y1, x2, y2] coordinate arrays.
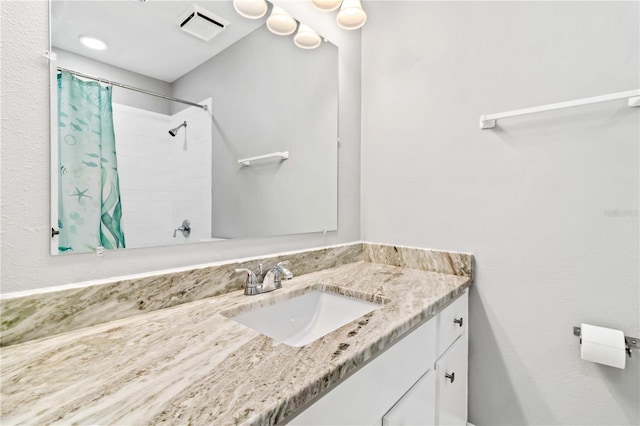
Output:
[[0, 243, 472, 425], [290, 290, 468, 425]]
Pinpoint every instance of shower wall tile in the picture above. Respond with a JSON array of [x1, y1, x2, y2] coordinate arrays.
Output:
[[115, 104, 174, 247], [169, 99, 212, 245], [114, 98, 212, 248]]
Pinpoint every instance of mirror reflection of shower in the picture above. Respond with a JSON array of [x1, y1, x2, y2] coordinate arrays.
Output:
[[169, 121, 187, 137]]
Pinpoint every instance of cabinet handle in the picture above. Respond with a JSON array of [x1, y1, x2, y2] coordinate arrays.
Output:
[[445, 372, 455, 383], [454, 317, 464, 327]]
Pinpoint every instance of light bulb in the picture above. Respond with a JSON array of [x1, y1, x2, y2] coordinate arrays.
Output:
[[312, 0, 342, 12], [266, 6, 297, 36], [294, 23, 321, 49], [337, 0, 367, 30], [233, 0, 268, 19]]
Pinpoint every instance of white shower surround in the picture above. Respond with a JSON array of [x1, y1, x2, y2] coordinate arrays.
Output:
[[113, 98, 212, 248]]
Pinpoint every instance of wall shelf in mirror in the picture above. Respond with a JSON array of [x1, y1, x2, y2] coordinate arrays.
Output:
[[238, 151, 289, 167]]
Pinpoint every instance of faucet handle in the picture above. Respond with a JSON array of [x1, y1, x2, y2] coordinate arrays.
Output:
[[235, 268, 262, 296], [234, 268, 257, 286]]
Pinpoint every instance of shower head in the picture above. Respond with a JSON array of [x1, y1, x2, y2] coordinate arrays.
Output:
[[169, 121, 187, 137]]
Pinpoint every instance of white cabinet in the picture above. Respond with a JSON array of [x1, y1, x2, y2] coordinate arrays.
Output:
[[289, 289, 468, 426], [436, 336, 468, 425], [289, 319, 436, 426], [437, 291, 468, 358], [382, 370, 436, 426], [436, 290, 468, 425]]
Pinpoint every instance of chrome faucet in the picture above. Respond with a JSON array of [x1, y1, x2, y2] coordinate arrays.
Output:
[[234, 261, 293, 296], [173, 219, 191, 238], [263, 261, 294, 289]]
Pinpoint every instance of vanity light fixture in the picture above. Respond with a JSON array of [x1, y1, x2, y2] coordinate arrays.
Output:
[[293, 23, 321, 49], [266, 6, 297, 36], [336, 0, 367, 30], [79, 36, 108, 50], [233, 0, 268, 19], [312, 0, 343, 12]]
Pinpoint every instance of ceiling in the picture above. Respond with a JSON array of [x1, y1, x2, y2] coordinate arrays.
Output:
[[51, 0, 265, 82]]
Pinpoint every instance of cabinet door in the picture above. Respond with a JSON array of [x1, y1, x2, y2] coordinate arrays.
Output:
[[289, 319, 436, 425], [382, 369, 436, 426], [436, 336, 468, 425], [437, 290, 468, 358]]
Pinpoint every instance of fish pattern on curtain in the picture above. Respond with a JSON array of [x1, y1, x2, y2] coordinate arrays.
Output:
[[57, 71, 125, 253]]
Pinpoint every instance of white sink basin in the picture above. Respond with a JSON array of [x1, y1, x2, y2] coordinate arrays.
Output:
[[224, 290, 381, 347]]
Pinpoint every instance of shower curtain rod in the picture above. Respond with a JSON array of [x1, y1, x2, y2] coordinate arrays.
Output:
[[57, 67, 208, 111]]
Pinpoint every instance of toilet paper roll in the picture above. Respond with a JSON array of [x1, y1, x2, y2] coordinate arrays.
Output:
[[580, 323, 626, 369]]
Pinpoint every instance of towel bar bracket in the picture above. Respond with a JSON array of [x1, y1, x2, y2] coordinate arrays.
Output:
[[479, 116, 496, 129]]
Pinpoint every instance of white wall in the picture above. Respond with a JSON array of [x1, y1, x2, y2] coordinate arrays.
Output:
[[0, 0, 360, 292], [114, 99, 212, 248], [172, 24, 338, 239], [361, 1, 639, 425]]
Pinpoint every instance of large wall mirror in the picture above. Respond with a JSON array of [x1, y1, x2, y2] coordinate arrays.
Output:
[[50, 0, 338, 255]]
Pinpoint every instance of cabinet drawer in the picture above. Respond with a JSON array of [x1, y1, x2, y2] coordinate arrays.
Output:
[[435, 336, 468, 425], [436, 290, 468, 358], [382, 369, 436, 426]]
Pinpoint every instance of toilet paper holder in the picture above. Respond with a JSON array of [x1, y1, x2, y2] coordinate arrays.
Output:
[[573, 326, 638, 358]]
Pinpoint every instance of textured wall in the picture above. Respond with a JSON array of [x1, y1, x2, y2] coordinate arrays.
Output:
[[0, 0, 361, 293], [361, 1, 639, 425]]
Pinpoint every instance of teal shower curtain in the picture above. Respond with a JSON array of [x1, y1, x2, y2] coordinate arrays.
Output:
[[57, 71, 125, 253]]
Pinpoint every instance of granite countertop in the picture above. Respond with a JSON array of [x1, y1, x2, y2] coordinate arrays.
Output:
[[0, 260, 471, 425]]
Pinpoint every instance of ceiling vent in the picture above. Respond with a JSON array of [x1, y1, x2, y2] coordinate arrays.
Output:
[[177, 4, 230, 42]]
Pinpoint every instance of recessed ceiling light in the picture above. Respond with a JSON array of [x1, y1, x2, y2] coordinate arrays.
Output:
[[79, 36, 108, 50]]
